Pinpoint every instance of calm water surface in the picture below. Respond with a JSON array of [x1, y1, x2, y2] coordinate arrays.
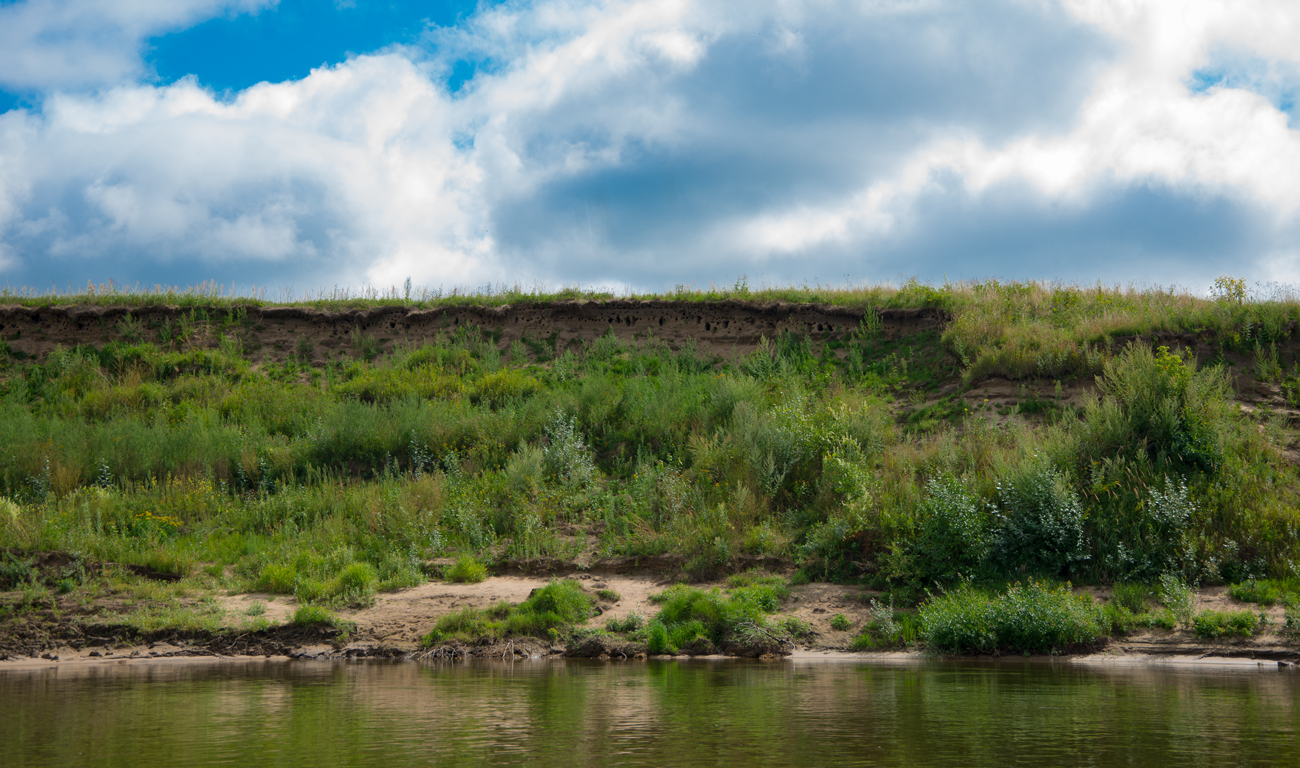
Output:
[[2, 657, 1298, 767]]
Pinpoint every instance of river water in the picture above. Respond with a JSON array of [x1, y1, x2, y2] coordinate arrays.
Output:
[[2, 657, 1297, 767]]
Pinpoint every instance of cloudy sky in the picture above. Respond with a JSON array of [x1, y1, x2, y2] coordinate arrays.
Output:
[[1, 0, 1299, 294]]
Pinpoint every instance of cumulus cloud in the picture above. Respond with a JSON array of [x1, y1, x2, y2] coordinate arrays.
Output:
[[0, 0, 275, 92], [2, 0, 1300, 292]]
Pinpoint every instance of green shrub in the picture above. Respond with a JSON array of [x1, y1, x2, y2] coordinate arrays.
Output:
[[333, 561, 379, 605], [646, 621, 672, 654], [335, 367, 463, 404], [606, 612, 644, 633], [830, 613, 852, 631], [518, 579, 595, 625], [921, 581, 1105, 654], [421, 579, 594, 645], [444, 555, 487, 583], [596, 588, 621, 603], [1077, 344, 1232, 475], [909, 475, 992, 585], [1192, 609, 1258, 638], [1157, 574, 1196, 628], [991, 461, 1090, 578]]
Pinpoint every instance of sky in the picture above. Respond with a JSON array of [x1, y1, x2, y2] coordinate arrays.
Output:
[[2, 0, 1300, 295]]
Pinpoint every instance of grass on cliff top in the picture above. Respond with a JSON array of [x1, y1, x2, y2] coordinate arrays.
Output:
[[8, 276, 1297, 382]]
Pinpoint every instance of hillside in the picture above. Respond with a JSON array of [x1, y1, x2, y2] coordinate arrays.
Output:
[[2, 280, 1300, 659]]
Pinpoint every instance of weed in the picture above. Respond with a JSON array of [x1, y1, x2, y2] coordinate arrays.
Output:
[[1192, 609, 1258, 638], [606, 612, 644, 633], [444, 555, 487, 584], [1157, 574, 1196, 629], [1228, 579, 1286, 607], [920, 581, 1105, 655], [1111, 583, 1152, 614], [830, 613, 852, 631]]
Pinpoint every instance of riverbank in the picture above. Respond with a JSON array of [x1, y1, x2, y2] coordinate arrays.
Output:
[[4, 282, 1300, 664], [4, 569, 1298, 666]]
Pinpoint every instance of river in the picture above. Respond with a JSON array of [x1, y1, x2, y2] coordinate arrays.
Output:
[[3, 657, 1297, 766]]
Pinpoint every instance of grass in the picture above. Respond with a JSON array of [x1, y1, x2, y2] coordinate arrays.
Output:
[[1228, 579, 1299, 607], [3, 279, 1300, 641], [443, 555, 487, 584], [1192, 609, 1260, 638], [919, 581, 1107, 655], [421, 579, 595, 645]]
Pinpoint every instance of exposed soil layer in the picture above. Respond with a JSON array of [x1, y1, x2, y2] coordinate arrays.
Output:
[[0, 301, 947, 364]]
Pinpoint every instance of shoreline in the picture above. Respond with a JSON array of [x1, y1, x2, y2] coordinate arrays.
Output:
[[4, 572, 1297, 670]]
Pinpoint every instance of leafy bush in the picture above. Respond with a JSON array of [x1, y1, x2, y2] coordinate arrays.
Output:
[[991, 461, 1090, 578], [920, 581, 1106, 654], [334, 366, 463, 404], [909, 475, 992, 585], [542, 412, 596, 487], [606, 612, 644, 633], [1157, 573, 1196, 628], [291, 604, 352, 630], [642, 583, 791, 655], [1192, 609, 1258, 638], [1078, 344, 1232, 474], [830, 613, 852, 631]]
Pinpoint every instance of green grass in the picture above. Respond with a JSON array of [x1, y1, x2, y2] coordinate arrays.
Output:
[[444, 555, 487, 584], [1192, 609, 1260, 638], [422, 579, 595, 645], [920, 581, 1107, 654], [1228, 579, 1298, 607]]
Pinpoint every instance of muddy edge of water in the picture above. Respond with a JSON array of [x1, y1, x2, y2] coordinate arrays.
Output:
[[4, 571, 1299, 668]]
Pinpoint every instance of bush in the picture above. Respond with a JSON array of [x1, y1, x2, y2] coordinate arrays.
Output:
[[606, 612, 644, 633], [830, 613, 852, 631], [991, 461, 1090, 578], [255, 563, 297, 594], [444, 555, 488, 583], [1078, 344, 1232, 474], [421, 579, 594, 645], [1192, 609, 1259, 638], [909, 475, 992, 586], [921, 581, 1106, 654], [643, 583, 791, 655], [542, 412, 597, 487], [1157, 574, 1196, 628]]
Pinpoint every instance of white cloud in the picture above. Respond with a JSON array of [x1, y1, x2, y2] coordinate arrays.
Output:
[[0, 0, 275, 91], [0, 55, 489, 285], [3, 0, 1300, 290], [725, 0, 1300, 277]]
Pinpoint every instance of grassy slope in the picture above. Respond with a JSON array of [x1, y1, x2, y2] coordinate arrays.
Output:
[[3, 279, 1300, 652]]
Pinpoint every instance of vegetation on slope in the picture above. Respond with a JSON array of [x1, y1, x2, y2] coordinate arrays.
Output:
[[2, 278, 1300, 653]]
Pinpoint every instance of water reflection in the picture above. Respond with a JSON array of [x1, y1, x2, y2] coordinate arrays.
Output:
[[2, 658, 1297, 767]]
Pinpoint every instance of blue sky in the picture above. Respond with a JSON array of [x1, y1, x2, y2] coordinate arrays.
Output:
[[2, 0, 1300, 295]]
